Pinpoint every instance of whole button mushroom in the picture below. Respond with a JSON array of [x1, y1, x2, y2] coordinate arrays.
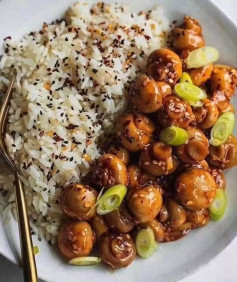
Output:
[[99, 233, 136, 268], [171, 16, 205, 51], [210, 66, 237, 111], [61, 184, 98, 220], [127, 164, 156, 189], [116, 113, 155, 152], [193, 99, 219, 129], [176, 168, 216, 211], [128, 185, 163, 223], [166, 198, 187, 228], [90, 214, 109, 241], [188, 64, 213, 87], [208, 135, 237, 169], [176, 127, 209, 164], [187, 209, 210, 229], [147, 49, 182, 85], [211, 67, 237, 97], [58, 221, 94, 260], [105, 203, 135, 233], [91, 154, 128, 188], [140, 142, 179, 176], [107, 144, 130, 166], [129, 74, 170, 113], [158, 95, 194, 129]]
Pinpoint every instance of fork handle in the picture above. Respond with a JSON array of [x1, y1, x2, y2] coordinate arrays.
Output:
[[14, 171, 38, 282]]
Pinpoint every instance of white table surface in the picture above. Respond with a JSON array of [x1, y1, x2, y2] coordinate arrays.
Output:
[[1, 0, 237, 281]]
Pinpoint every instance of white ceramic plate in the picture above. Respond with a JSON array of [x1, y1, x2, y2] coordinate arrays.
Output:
[[0, 0, 237, 281]]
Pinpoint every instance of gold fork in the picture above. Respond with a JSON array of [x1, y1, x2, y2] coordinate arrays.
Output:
[[0, 73, 38, 282]]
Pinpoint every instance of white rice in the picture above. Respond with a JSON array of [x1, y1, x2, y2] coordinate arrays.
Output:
[[0, 2, 168, 243]]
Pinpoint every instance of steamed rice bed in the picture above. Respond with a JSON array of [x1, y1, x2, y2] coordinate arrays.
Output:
[[0, 2, 168, 243]]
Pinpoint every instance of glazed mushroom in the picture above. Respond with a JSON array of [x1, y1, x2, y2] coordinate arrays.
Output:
[[60, 183, 98, 220], [210, 168, 226, 190], [58, 221, 94, 259], [176, 127, 209, 164], [156, 198, 190, 241], [90, 214, 109, 241], [147, 48, 182, 85], [116, 113, 155, 152], [212, 91, 231, 113], [207, 135, 237, 169], [210, 67, 237, 111], [166, 198, 187, 228], [187, 209, 210, 229], [129, 74, 168, 113], [181, 160, 210, 171], [157, 95, 194, 129], [138, 219, 165, 242], [91, 154, 128, 188], [99, 233, 136, 268], [127, 164, 156, 189], [107, 144, 130, 166], [183, 16, 202, 34], [188, 64, 213, 86], [176, 168, 216, 211], [192, 99, 219, 129], [163, 220, 192, 242], [128, 184, 163, 223], [171, 16, 205, 51], [140, 142, 179, 176], [159, 203, 169, 223], [105, 203, 135, 233], [163, 227, 190, 242], [211, 67, 237, 98]]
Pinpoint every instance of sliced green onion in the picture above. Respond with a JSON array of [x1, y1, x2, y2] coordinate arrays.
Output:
[[180, 72, 193, 84], [209, 189, 227, 221], [174, 82, 206, 107], [69, 257, 102, 266], [160, 126, 188, 146], [33, 246, 39, 255], [210, 111, 235, 146], [97, 184, 127, 215], [186, 46, 219, 69], [135, 227, 157, 259], [175, 82, 207, 102]]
